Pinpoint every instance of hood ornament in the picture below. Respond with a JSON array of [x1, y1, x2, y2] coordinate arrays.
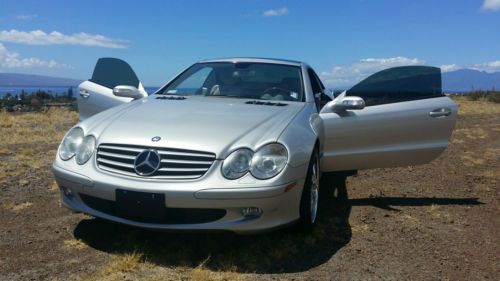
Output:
[[151, 136, 161, 142]]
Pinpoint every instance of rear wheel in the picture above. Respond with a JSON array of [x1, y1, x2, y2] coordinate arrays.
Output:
[[298, 148, 320, 229]]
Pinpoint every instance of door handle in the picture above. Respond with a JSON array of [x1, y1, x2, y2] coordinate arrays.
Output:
[[429, 108, 451, 118], [79, 89, 90, 99]]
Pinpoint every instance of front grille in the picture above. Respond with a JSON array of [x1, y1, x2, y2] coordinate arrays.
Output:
[[96, 143, 216, 179], [79, 193, 226, 224]]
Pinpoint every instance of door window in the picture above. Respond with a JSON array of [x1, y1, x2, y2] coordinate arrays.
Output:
[[308, 68, 323, 94], [346, 66, 443, 106], [308, 68, 332, 111], [90, 58, 140, 89], [308, 68, 324, 110]]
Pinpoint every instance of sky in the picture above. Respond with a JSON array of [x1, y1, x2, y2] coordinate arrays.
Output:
[[0, 0, 499, 87]]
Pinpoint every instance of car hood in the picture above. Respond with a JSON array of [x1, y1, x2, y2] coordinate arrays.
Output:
[[83, 96, 304, 158]]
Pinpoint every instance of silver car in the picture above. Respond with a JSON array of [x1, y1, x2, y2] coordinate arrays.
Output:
[[52, 57, 457, 233]]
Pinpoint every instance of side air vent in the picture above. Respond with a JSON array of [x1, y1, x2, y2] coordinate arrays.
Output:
[[245, 100, 288, 106], [156, 95, 187, 100]]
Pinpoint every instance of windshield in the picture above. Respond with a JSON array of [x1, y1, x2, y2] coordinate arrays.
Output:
[[158, 62, 304, 102]]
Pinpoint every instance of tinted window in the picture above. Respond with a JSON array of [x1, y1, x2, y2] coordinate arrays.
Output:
[[346, 66, 443, 106], [90, 58, 140, 89], [308, 68, 322, 94], [159, 62, 304, 102]]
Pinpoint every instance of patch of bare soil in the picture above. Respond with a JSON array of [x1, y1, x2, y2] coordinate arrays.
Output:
[[0, 99, 498, 280]]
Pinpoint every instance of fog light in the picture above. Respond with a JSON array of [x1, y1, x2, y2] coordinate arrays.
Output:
[[61, 186, 73, 197], [241, 207, 263, 218]]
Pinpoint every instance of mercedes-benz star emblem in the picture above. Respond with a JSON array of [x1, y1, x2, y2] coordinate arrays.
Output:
[[134, 149, 161, 176], [151, 136, 161, 142]]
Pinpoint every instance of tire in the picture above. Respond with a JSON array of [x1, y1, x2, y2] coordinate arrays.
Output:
[[298, 147, 320, 230]]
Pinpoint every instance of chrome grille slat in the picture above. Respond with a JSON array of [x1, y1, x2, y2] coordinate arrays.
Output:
[[96, 143, 215, 179], [158, 151, 215, 158], [158, 167, 209, 172], [97, 151, 136, 160], [99, 145, 143, 153], [97, 158, 135, 169], [160, 159, 213, 165]]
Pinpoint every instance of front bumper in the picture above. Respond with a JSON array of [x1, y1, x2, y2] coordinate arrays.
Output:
[[53, 164, 306, 233]]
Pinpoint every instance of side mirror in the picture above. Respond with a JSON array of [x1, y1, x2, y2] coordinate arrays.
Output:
[[113, 85, 143, 100], [324, 96, 365, 113]]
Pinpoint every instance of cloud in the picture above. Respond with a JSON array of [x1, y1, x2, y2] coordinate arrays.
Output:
[[16, 15, 37, 20], [482, 0, 500, 11], [263, 7, 289, 17], [471, 60, 500, 72], [0, 29, 128, 49], [440, 61, 500, 72], [320, 57, 500, 88], [0, 43, 72, 69], [440, 64, 460, 72], [320, 56, 424, 88]]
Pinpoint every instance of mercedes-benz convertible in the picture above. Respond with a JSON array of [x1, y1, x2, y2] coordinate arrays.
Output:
[[52, 57, 457, 233]]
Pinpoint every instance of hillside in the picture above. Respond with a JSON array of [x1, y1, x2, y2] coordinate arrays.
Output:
[[442, 69, 500, 92]]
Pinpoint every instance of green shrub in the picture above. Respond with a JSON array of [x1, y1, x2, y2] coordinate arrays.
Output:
[[486, 92, 500, 103], [465, 90, 500, 103], [466, 91, 486, 101]]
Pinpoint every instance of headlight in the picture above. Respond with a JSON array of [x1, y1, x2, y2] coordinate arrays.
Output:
[[59, 127, 84, 160], [221, 149, 253, 179], [75, 135, 96, 165], [250, 143, 288, 179]]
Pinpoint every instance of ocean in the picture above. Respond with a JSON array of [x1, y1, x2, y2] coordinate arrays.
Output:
[[0, 86, 160, 98]]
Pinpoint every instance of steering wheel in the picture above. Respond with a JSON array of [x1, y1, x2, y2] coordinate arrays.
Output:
[[262, 87, 292, 100]]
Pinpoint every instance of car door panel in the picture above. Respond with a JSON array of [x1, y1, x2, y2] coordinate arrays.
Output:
[[321, 96, 456, 171], [77, 80, 134, 120], [77, 58, 147, 120], [319, 66, 457, 172]]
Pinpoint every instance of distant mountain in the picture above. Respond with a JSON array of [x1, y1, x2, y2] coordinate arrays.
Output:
[[442, 69, 500, 92], [0, 73, 82, 87], [1, 69, 498, 92]]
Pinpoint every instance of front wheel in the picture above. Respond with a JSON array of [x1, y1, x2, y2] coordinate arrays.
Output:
[[298, 148, 320, 230]]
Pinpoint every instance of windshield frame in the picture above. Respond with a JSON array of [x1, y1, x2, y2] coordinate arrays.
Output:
[[155, 62, 306, 102]]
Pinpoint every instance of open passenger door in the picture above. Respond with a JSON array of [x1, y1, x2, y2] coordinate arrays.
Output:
[[319, 66, 457, 172], [77, 58, 147, 120]]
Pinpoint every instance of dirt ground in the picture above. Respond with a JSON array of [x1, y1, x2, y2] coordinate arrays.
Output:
[[0, 97, 498, 281]]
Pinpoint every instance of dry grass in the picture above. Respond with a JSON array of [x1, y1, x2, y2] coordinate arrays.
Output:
[[3, 201, 33, 212], [461, 152, 486, 166], [106, 252, 143, 274], [63, 239, 87, 250], [400, 214, 420, 224], [50, 181, 59, 192], [73, 251, 246, 281], [0, 108, 78, 146], [350, 222, 369, 233], [187, 266, 246, 281], [483, 169, 500, 179], [0, 168, 23, 183], [76, 252, 143, 281], [453, 127, 488, 140], [18, 148, 34, 157], [452, 96, 500, 116], [0, 108, 77, 185], [474, 184, 491, 193]]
